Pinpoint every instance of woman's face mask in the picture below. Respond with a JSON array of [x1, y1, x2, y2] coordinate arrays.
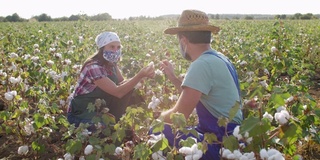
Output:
[[103, 50, 121, 63]]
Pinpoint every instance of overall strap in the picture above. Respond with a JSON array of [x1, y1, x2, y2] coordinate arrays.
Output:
[[204, 50, 241, 106]]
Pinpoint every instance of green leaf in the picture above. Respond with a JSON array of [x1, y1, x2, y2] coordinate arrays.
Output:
[[66, 139, 82, 154], [133, 143, 152, 159], [222, 136, 238, 151], [229, 101, 240, 121], [240, 116, 260, 134], [151, 119, 165, 133], [151, 138, 169, 151], [89, 137, 101, 145], [87, 102, 95, 113], [104, 144, 116, 154], [0, 111, 10, 121], [31, 141, 45, 153], [204, 133, 218, 144], [33, 113, 45, 129], [314, 108, 320, 117], [217, 117, 229, 127], [85, 155, 96, 160], [179, 137, 197, 147], [171, 113, 187, 128]]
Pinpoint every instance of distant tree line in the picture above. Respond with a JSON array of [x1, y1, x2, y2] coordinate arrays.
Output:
[[208, 13, 319, 20], [0, 13, 114, 22], [0, 12, 319, 22]]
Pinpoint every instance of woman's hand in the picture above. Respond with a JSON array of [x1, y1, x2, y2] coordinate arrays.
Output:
[[139, 62, 155, 78]]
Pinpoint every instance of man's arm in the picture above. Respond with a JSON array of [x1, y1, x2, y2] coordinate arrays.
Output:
[[160, 86, 202, 123]]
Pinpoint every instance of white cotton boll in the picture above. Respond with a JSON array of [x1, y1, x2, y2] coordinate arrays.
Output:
[[233, 126, 240, 136], [192, 150, 203, 160], [135, 82, 142, 89], [18, 145, 28, 155], [227, 153, 236, 159], [264, 68, 270, 75], [267, 148, 280, 157], [148, 61, 154, 66], [260, 149, 268, 159], [152, 151, 165, 160], [185, 155, 193, 160], [275, 110, 290, 125], [63, 153, 74, 160], [24, 119, 35, 135], [4, 92, 14, 101], [155, 69, 163, 75], [246, 137, 253, 144], [273, 152, 285, 160], [46, 60, 54, 66], [276, 106, 286, 112], [84, 145, 93, 155], [169, 95, 178, 101], [233, 126, 243, 140], [79, 156, 85, 160], [239, 155, 249, 160], [281, 110, 290, 119], [179, 146, 192, 155], [243, 152, 255, 159], [233, 149, 242, 158], [148, 96, 160, 110], [114, 147, 123, 156], [263, 112, 273, 121], [239, 143, 246, 149], [240, 60, 247, 66], [244, 132, 249, 138], [260, 80, 269, 88], [221, 149, 232, 158], [9, 52, 19, 58], [285, 96, 294, 103], [81, 129, 92, 136], [191, 144, 198, 154], [271, 46, 278, 53], [9, 76, 22, 84]]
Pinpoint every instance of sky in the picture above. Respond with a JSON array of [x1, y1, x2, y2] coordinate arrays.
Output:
[[0, 0, 319, 19]]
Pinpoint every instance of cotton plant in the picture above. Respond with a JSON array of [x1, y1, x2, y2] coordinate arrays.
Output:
[[63, 152, 74, 160], [259, 148, 285, 160], [4, 90, 17, 101], [148, 96, 161, 110], [147, 133, 166, 145], [179, 144, 203, 160], [84, 144, 93, 155], [221, 148, 255, 160], [17, 145, 29, 155], [152, 150, 165, 160], [24, 118, 35, 136], [233, 126, 253, 145], [114, 146, 123, 156], [169, 94, 178, 101], [274, 109, 290, 125], [9, 76, 22, 84]]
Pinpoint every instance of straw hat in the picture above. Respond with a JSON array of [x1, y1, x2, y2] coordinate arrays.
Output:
[[164, 10, 220, 35]]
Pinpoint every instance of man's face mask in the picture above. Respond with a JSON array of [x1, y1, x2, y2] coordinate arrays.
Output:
[[179, 40, 192, 61], [103, 50, 121, 63]]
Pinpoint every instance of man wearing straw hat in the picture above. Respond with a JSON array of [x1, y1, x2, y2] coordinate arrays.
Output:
[[153, 9, 243, 159]]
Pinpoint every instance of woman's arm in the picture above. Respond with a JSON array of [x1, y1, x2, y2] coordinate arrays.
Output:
[[115, 65, 125, 83], [94, 65, 154, 98]]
